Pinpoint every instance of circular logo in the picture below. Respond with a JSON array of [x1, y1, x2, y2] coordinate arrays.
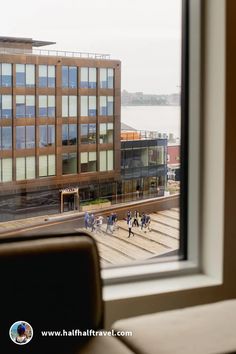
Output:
[[9, 321, 33, 345]]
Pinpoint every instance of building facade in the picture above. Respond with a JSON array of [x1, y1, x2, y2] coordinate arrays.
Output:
[[0, 37, 121, 220]]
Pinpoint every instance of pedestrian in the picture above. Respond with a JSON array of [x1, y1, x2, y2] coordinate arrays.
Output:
[[128, 218, 134, 238], [106, 214, 113, 234], [133, 210, 139, 227], [127, 210, 132, 224], [146, 214, 151, 232], [141, 213, 146, 230], [84, 212, 89, 229], [90, 214, 95, 231]]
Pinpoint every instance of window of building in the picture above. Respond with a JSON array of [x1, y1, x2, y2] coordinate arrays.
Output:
[[0, 95, 12, 118], [80, 67, 97, 88], [62, 96, 77, 117], [0, 126, 12, 150], [99, 96, 114, 116], [0, 158, 12, 182], [99, 150, 114, 171], [62, 124, 77, 145], [80, 151, 97, 172], [80, 96, 97, 116], [38, 65, 56, 87], [16, 156, 35, 180], [80, 123, 96, 144], [16, 126, 35, 149], [62, 152, 77, 174], [0, 63, 12, 87], [39, 125, 55, 147], [16, 95, 35, 118], [100, 68, 114, 88], [99, 123, 113, 144], [39, 154, 56, 177], [38, 96, 55, 117], [62, 66, 77, 88], [16, 64, 35, 87]]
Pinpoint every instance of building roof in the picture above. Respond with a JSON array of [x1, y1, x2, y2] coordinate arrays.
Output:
[[0, 36, 55, 47], [121, 122, 137, 131]]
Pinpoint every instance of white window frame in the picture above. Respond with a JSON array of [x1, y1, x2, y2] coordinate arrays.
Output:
[[103, 0, 225, 308]]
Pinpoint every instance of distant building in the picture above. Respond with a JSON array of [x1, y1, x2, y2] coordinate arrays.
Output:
[[0, 36, 121, 220], [167, 144, 180, 181]]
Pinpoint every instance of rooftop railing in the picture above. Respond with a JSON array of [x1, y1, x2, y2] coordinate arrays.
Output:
[[0, 47, 111, 60], [120, 130, 168, 141]]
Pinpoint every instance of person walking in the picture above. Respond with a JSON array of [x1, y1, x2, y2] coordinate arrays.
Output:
[[141, 213, 146, 230], [128, 218, 134, 238], [84, 212, 89, 229]]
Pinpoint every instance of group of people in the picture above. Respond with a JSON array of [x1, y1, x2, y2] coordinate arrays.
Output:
[[126, 210, 151, 237], [84, 212, 118, 234]]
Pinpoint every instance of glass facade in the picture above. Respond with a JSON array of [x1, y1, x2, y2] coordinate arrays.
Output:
[[39, 125, 55, 147], [0, 63, 12, 87], [39, 65, 55, 87], [62, 96, 77, 117], [62, 124, 77, 145], [16, 126, 35, 149], [0, 95, 12, 118], [100, 68, 114, 88], [0, 126, 12, 150], [80, 67, 97, 88], [80, 124, 96, 144], [39, 154, 56, 177], [0, 158, 12, 182], [62, 152, 77, 174], [16, 156, 35, 180], [99, 150, 114, 171], [99, 96, 114, 116], [38, 96, 55, 117], [16, 64, 35, 87], [62, 66, 77, 88], [99, 123, 113, 144], [80, 152, 97, 172], [16, 95, 35, 118], [80, 96, 96, 116]]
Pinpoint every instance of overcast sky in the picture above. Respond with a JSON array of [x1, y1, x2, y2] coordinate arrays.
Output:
[[1, 0, 181, 94]]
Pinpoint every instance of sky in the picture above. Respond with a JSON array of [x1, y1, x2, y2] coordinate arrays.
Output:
[[1, 0, 182, 94]]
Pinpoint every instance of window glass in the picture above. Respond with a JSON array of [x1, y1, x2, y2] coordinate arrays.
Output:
[[100, 96, 107, 115], [69, 96, 77, 117], [107, 150, 114, 170], [16, 95, 25, 118], [2, 158, 12, 182], [62, 66, 68, 87], [62, 153, 77, 174], [16, 157, 26, 180], [16, 126, 25, 149], [100, 68, 107, 88], [1, 127, 12, 150], [1, 63, 12, 87], [39, 155, 48, 177], [48, 96, 55, 117], [69, 66, 77, 88], [80, 152, 97, 172], [99, 151, 107, 171], [89, 96, 96, 116], [99, 123, 113, 144], [26, 156, 35, 179], [69, 124, 77, 145], [80, 67, 88, 88], [26, 95, 35, 118], [89, 68, 97, 88], [16, 64, 25, 87], [39, 96, 47, 117], [48, 154, 56, 175], [62, 96, 68, 117], [108, 68, 114, 88], [80, 96, 88, 116], [26, 65, 35, 87], [48, 65, 56, 87], [0, 95, 12, 118], [39, 65, 47, 87], [26, 126, 35, 148]]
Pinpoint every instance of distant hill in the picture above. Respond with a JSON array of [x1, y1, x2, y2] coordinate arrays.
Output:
[[121, 90, 180, 106]]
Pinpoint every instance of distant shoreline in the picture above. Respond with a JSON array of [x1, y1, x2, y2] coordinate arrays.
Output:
[[121, 104, 180, 107]]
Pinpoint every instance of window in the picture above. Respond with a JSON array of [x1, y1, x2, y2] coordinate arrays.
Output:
[[99, 123, 113, 144], [16, 95, 35, 118], [39, 125, 55, 147], [62, 124, 77, 145], [80, 152, 97, 172], [62, 66, 77, 88], [99, 150, 114, 171], [0, 126, 12, 150], [80, 96, 97, 116], [62, 96, 77, 117], [100, 68, 114, 88], [99, 96, 114, 116], [39, 154, 56, 177], [62, 152, 77, 174], [38, 96, 55, 117], [0, 95, 12, 118], [80, 124, 96, 144], [16, 64, 35, 87], [80, 67, 97, 88], [0, 158, 12, 182], [16, 156, 35, 180], [38, 65, 55, 87], [0, 63, 12, 87], [16, 126, 35, 149]]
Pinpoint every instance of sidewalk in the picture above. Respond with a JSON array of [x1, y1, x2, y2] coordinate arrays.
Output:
[[0, 194, 179, 235]]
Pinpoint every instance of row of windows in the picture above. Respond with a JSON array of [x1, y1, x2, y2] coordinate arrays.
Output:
[[0, 64, 114, 89], [0, 95, 114, 118], [0, 123, 114, 150], [0, 150, 114, 181]]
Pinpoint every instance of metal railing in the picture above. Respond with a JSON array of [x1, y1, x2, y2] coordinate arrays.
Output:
[[0, 47, 111, 60], [120, 130, 168, 141]]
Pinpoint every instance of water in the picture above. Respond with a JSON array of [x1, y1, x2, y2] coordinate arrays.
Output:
[[121, 105, 181, 139]]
